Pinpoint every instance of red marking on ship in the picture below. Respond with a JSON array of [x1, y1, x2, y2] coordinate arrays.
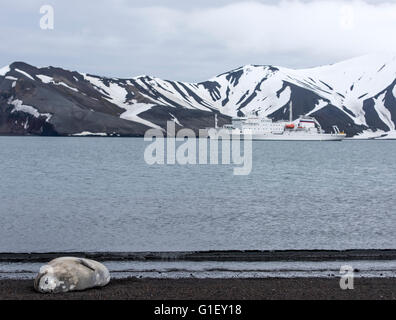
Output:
[[300, 120, 315, 123]]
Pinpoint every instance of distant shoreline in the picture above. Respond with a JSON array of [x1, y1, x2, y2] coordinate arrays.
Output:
[[1, 134, 395, 140]]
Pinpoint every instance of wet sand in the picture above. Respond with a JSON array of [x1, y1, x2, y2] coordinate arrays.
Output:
[[1, 277, 395, 300]]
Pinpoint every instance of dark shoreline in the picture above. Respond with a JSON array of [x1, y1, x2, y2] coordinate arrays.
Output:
[[1, 249, 396, 263], [1, 277, 395, 300]]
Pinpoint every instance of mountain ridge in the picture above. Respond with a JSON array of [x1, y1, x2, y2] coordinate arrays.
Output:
[[1, 54, 396, 138]]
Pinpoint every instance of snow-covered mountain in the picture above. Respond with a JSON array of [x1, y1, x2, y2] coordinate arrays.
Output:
[[1, 53, 396, 137]]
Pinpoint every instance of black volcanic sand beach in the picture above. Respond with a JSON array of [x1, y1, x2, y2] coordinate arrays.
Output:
[[0, 278, 395, 300]]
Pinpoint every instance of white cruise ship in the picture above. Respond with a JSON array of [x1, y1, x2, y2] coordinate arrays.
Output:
[[211, 103, 346, 141]]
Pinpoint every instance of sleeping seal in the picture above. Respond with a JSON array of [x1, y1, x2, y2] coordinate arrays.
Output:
[[34, 257, 110, 293]]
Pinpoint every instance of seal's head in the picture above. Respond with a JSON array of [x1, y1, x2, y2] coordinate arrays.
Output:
[[34, 265, 60, 293]]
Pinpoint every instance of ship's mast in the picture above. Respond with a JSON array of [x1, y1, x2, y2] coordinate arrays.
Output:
[[289, 101, 293, 122]]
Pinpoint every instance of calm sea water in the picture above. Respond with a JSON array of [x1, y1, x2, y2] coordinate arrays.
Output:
[[0, 137, 395, 253]]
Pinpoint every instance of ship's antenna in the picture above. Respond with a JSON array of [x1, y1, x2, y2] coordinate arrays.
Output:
[[289, 101, 293, 122], [215, 113, 218, 129]]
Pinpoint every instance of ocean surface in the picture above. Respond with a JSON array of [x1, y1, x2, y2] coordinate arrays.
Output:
[[0, 137, 395, 253]]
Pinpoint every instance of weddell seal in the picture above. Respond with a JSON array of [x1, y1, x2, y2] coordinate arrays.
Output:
[[34, 257, 110, 293]]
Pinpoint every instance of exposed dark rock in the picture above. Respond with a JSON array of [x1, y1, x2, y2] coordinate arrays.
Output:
[[0, 59, 395, 137]]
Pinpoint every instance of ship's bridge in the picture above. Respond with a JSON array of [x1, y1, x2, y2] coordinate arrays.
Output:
[[231, 116, 285, 134]]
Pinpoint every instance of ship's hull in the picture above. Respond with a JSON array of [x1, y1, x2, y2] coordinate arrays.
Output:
[[248, 133, 346, 141], [209, 131, 346, 141]]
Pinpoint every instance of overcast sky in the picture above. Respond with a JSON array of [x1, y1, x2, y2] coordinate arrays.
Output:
[[1, 0, 395, 81]]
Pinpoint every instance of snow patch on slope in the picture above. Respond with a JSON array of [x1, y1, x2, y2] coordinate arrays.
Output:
[[36, 74, 52, 83], [268, 54, 396, 128], [0, 65, 10, 76], [72, 132, 107, 137], [84, 75, 128, 102], [307, 99, 329, 116], [37, 74, 79, 92], [83, 74, 111, 96], [352, 129, 386, 140], [84, 75, 162, 129], [373, 93, 395, 131], [289, 53, 396, 98], [134, 77, 212, 112], [120, 102, 162, 130], [376, 130, 396, 140], [196, 65, 286, 117], [9, 99, 52, 121], [15, 69, 35, 80]]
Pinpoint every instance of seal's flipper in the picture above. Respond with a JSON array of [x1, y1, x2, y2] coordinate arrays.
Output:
[[79, 259, 96, 272]]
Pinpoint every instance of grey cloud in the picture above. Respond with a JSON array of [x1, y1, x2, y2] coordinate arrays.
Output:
[[0, 0, 395, 82]]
